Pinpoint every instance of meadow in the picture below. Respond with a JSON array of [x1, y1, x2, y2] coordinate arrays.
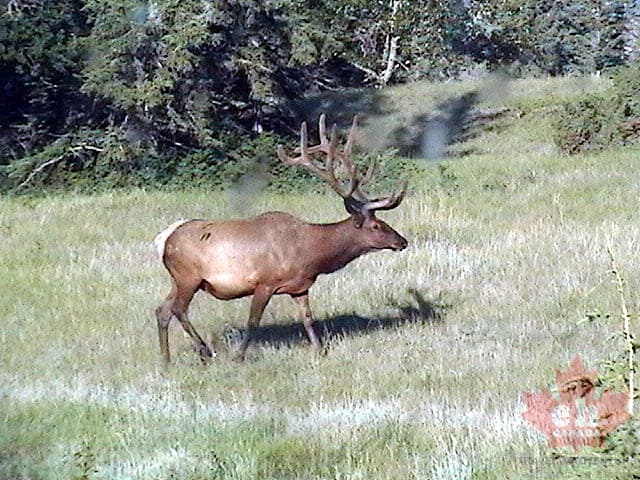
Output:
[[1, 76, 638, 479]]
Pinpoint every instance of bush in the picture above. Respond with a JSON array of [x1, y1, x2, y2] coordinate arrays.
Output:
[[555, 64, 640, 154]]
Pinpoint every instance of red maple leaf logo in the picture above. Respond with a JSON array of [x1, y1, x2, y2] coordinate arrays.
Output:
[[523, 355, 630, 450]]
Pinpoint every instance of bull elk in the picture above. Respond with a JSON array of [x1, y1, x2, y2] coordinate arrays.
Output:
[[154, 115, 408, 364]]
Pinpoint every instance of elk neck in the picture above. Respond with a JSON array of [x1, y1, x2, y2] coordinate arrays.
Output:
[[307, 217, 372, 274]]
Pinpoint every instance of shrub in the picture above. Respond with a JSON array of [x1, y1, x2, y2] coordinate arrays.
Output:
[[555, 63, 640, 154]]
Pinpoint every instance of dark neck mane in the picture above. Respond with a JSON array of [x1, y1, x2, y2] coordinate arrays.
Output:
[[307, 218, 370, 274]]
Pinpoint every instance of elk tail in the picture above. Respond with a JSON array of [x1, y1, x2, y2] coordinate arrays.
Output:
[[153, 220, 189, 262]]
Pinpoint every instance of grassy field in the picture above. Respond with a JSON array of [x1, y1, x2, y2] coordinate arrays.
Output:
[[1, 76, 639, 479]]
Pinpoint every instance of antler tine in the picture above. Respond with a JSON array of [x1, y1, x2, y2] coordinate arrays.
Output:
[[318, 114, 329, 146], [277, 122, 308, 166], [331, 122, 361, 197], [326, 123, 338, 175], [360, 179, 408, 212], [359, 157, 376, 190], [344, 114, 360, 157], [277, 115, 358, 199], [300, 121, 310, 162], [336, 122, 359, 180]]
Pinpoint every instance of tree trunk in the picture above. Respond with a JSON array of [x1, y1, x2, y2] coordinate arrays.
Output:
[[379, 0, 402, 87]]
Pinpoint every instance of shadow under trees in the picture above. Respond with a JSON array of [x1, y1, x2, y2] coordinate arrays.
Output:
[[389, 90, 510, 159], [288, 87, 509, 162], [289, 87, 387, 136]]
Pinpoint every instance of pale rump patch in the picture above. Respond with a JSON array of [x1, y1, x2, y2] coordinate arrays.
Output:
[[153, 220, 189, 262]]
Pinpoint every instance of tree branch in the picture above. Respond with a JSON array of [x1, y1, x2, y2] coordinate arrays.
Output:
[[17, 154, 66, 190], [351, 62, 380, 82], [16, 144, 104, 190]]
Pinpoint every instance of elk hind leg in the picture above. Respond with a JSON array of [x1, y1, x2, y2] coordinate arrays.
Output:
[[172, 281, 214, 362], [156, 284, 177, 365], [156, 300, 173, 364]]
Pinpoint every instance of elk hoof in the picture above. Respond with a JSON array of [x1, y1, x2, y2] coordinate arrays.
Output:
[[198, 344, 215, 362], [232, 350, 247, 362]]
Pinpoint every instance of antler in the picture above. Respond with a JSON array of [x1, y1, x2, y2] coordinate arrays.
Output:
[[277, 114, 406, 213], [277, 114, 358, 200]]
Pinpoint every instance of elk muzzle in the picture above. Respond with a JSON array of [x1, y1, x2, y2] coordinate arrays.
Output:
[[392, 234, 409, 251]]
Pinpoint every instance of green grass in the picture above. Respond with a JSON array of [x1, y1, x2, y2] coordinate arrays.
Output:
[[1, 76, 638, 479]]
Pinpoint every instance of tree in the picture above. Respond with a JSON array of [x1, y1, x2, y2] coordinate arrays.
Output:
[[465, 0, 635, 75], [599, 0, 629, 69], [0, 0, 89, 168], [81, 0, 294, 144], [2, 0, 300, 188], [534, 0, 602, 75], [283, 0, 468, 85]]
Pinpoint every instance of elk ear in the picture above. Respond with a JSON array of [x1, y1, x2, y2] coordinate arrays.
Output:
[[344, 198, 366, 228], [351, 212, 365, 228]]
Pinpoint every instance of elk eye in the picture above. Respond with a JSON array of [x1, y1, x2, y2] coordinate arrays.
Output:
[[372, 223, 381, 230]]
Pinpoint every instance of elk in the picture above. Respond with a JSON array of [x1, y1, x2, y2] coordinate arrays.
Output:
[[154, 114, 408, 364]]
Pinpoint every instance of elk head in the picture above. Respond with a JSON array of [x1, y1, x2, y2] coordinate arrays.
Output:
[[277, 114, 408, 252]]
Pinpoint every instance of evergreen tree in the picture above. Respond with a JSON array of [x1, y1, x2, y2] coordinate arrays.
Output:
[[283, 0, 468, 84], [532, 0, 601, 75], [81, 0, 294, 146], [2, 0, 299, 188], [599, 0, 629, 69], [0, 0, 89, 167]]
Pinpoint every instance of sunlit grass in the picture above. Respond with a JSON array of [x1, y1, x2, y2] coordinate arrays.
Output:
[[1, 76, 638, 479]]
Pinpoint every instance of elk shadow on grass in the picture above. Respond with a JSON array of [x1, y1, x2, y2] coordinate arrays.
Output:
[[226, 288, 449, 350]]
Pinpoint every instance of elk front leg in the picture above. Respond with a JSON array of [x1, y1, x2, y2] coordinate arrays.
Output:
[[292, 292, 322, 350], [235, 285, 273, 361]]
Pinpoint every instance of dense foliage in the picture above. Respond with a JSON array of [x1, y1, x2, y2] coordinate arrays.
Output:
[[1, 0, 301, 190], [1, 0, 639, 191], [555, 62, 640, 153]]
